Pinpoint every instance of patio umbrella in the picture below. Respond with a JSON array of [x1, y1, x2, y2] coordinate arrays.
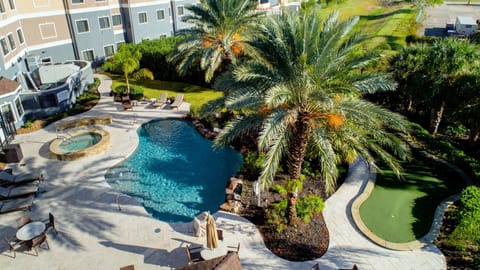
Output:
[[206, 214, 218, 249]]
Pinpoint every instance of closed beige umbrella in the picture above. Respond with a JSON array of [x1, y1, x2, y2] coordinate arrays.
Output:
[[206, 214, 218, 249]]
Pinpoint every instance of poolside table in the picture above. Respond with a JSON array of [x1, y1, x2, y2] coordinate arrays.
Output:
[[200, 244, 228, 260], [16, 221, 45, 241]]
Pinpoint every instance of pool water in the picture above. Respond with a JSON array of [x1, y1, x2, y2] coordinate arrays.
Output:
[[105, 119, 243, 223], [59, 132, 101, 152]]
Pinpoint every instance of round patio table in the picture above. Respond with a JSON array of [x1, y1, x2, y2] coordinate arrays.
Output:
[[16, 221, 46, 241], [200, 245, 228, 260]]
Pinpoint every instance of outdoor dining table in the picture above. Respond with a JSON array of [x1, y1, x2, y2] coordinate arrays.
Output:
[[16, 221, 46, 241], [200, 244, 228, 260]]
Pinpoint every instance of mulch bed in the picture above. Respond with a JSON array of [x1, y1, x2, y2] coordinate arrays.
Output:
[[238, 176, 330, 261]]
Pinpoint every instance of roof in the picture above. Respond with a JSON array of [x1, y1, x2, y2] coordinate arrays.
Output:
[[0, 77, 20, 96], [456, 16, 477, 25]]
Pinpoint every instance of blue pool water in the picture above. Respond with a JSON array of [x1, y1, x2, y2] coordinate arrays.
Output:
[[59, 132, 101, 152], [105, 119, 243, 223]]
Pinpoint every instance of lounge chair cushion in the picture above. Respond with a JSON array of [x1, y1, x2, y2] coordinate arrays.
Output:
[[0, 182, 39, 198], [0, 195, 34, 213], [0, 171, 41, 185]]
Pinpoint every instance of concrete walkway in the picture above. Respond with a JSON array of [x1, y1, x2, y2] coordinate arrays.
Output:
[[0, 74, 445, 269]]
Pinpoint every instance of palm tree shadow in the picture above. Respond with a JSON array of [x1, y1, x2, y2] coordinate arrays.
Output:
[[99, 240, 187, 268]]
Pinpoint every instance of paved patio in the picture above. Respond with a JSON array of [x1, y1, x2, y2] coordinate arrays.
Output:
[[0, 74, 445, 269]]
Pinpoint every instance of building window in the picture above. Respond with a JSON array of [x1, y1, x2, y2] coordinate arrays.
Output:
[[1, 104, 15, 122], [112, 14, 122, 26], [0, 38, 9, 55], [0, 1, 5, 13], [82, 49, 94, 61], [41, 57, 52, 63], [98, 16, 110, 29], [16, 28, 24, 44], [14, 97, 23, 118], [104, 45, 114, 57], [7, 33, 15, 50], [177, 6, 184, 16], [157, 9, 165, 20], [8, 0, 14, 9], [116, 41, 125, 49], [71, 0, 83, 3], [76, 19, 89, 33], [138, 12, 147, 24]]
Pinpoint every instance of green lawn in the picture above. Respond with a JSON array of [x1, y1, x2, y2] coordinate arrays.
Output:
[[359, 154, 464, 243], [105, 73, 223, 114], [318, 0, 417, 52]]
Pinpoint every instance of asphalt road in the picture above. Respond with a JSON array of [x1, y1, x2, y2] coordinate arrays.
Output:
[[420, 2, 480, 37]]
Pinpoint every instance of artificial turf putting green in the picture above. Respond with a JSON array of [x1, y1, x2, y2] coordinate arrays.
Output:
[[359, 154, 464, 243]]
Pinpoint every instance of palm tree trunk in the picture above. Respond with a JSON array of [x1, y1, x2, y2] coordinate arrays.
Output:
[[287, 116, 312, 180], [286, 192, 298, 226], [125, 74, 130, 95], [468, 127, 479, 144], [430, 101, 445, 137]]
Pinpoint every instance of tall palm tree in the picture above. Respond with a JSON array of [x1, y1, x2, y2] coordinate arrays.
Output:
[[168, 0, 265, 83], [208, 10, 411, 201], [103, 44, 153, 93]]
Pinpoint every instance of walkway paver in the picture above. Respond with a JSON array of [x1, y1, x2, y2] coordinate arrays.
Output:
[[0, 75, 446, 269]]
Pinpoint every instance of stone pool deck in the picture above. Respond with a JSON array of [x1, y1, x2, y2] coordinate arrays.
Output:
[[0, 74, 446, 269]]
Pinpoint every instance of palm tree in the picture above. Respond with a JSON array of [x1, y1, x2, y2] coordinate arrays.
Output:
[[206, 10, 411, 224], [168, 0, 265, 83], [103, 44, 153, 94]]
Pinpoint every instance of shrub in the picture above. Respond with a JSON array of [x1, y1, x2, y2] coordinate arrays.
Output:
[[129, 85, 144, 100], [23, 120, 34, 129], [449, 186, 480, 248], [270, 185, 287, 195], [240, 151, 265, 180], [296, 195, 325, 223], [113, 85, 128, 95], [266, 199, 287, 233]]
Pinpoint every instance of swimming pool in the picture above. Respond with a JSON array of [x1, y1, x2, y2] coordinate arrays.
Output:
[[105, 119, 243, 223]]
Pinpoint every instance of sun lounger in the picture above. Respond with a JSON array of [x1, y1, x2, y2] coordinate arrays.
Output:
[[170, 93, 184, 109], [152, 93, 168, 108], [0, 171, 41, 186], [0, 182, 39, 199], [122, 96, 133, 110], [0, 195, 34, 214]]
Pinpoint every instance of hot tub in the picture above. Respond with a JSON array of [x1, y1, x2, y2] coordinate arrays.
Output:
[[50, 129, 110, 161]]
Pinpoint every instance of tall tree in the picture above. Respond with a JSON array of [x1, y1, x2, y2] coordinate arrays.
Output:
[[102, 44, 153, 93], [168, 0, 265, 83], [206, 10, 410, 207], [390, 38, 479, 136]]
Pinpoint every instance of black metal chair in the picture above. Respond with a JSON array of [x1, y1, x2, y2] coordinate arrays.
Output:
[[27, 232, 49, 256], [44, 213, 57, 234], [185, 244, 203, 264], [16, 214, 32, 228], [3, 236, 22, 258]]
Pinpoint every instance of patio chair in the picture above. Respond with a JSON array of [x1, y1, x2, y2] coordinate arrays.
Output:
[[152, 93, 168, 108], [0, 182, 39, 199], [185, 244, 203, 264], [122, 96, 133, 111], [3, 235, 24, 258], [16, 214, 32, 228], [170, 93, 184, 109], [227, 243, 240, 254], [217, 229, 224, 241], [27, 232, 49, 256], [0, 171, 41, 186], [0, 195, 34, 214], [44, 212, 58, 234]]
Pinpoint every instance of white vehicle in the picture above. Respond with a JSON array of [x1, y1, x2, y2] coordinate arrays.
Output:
[[454, 16, 477, 37]]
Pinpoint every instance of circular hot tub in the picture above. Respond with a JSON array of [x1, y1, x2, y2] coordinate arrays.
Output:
[[50, 129, 110, 161]]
